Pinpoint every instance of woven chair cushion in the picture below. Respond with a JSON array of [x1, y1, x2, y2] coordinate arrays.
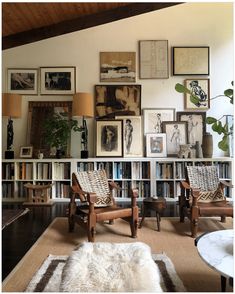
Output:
[[187, 166, 225, 202], [74, 170, 113, 207]]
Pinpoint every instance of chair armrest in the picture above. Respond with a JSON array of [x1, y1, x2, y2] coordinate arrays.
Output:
[[181, 181, 191, 190], [71, 185, 87, 202], [109, 181, 120, 190], [219, 180, 233, 188]]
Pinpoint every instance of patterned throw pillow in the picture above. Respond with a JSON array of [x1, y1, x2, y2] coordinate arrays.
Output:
[[198, 187, 225, 202], [74, 170, 113, 207]]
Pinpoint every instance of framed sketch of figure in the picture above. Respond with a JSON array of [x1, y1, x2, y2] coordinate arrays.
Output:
[[146, 133, 167, 157], [115, 116, 143, 157], [162, 121, 188, 157], [96, 120, 123, 157]]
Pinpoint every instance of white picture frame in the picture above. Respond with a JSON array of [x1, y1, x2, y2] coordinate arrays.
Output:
[[146, 133, 167, 157]]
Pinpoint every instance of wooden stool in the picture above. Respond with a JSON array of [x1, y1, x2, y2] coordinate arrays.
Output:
[[139, 197, 166, 231], [24, 183, 53, 204]]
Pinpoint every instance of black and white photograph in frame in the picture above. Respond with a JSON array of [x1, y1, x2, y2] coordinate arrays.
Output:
[[115, 116, 143, 157], [40, 67, 75, 95], [177, 111, 206, 145], [184, 79, 210, 110], [146, 133, 167, 157], [95, 85, 141, 119], [162, 121, 188, 157], [7, 68, 38, 95], [100, 52, 136, 82], [143, 108, 175, 134], [96, 120, 123, 157]]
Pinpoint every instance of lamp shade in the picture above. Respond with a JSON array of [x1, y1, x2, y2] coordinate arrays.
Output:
[[2, 93, 22, 118], [72, 92, 94, 118]]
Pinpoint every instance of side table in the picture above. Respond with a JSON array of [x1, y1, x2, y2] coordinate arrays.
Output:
[[139, 197, 166, 231]]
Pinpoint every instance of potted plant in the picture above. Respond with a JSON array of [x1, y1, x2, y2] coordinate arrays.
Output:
[[175, 82, 233, 152], [43, 113, 82, 158]]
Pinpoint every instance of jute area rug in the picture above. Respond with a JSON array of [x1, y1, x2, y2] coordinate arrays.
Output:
[[2, 216, 233, 292]]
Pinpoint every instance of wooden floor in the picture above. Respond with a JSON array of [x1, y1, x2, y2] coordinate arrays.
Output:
[[2, 201, 179, 281]]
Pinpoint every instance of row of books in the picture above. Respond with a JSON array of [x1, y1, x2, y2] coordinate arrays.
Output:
[[156, 163, 173, 179], [36, 163, 52, 180], [2, 163, 14, 180], [2, 182, 14, 198], [53, 163, 70, 180], [77, 162, 95, 172], [17, 163, 33, 180], [156, 181, 174, 198], [54, 182, 70, 198]]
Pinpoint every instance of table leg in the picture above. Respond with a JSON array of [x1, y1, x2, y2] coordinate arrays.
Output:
[[138, 204, 146, 228], [156, 212, 160, 231], [221, 275, 227, 292]]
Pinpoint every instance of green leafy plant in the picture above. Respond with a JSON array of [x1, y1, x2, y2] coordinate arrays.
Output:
[[175, 81, 233, 151], [43, 113, 82, 154]]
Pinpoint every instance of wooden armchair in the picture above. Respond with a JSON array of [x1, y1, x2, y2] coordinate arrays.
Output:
[[179, 166, 233, 238], [68, 169, 139, 242]]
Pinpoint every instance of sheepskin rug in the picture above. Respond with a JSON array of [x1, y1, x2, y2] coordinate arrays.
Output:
[[60, 242, 163, 292]]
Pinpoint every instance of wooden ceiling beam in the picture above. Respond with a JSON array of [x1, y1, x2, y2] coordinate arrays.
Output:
[[2, 2, 182, 50]]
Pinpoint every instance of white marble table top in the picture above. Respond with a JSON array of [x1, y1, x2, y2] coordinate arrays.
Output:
[[197, 229, 233, 278]]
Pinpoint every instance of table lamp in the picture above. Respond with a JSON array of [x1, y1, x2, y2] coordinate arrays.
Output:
[[2, 93, 22, 159], [72, 92, 94, 158]]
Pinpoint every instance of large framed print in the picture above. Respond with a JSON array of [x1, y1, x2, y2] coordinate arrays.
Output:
[[7, 68, 38, 95], [173, 47, 210, 75], [40, 67, 76, 95], [162, 121, 188, 157], [177, 112, 206, 145], [146, 133, 167, 157], [95, 85, 141, 119], [115, 116, 143, 157], [139, 40, 169, 79], [184, 79, 210, 110], [100, 52, 136, 82], [143, 108, 175, 134], [96, 120, 123, 157]]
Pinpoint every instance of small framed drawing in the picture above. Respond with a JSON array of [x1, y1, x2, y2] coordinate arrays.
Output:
[[100, 52, 136, 82], [95, 85, 141, 119], [146, 133, 167, 157], [184, 79, 210, 110], [115, 116, 143, 157], [162, 121, 188, 157], [20, 146, 33, 158], [139, 40, 169, 79], [7, 68, 38, 95], [177, 112, 206, 146], [172, 47, 210, 75], [143, 108, 175, 134], [40, 67, 76, 95], [96, 120, 123, 157]]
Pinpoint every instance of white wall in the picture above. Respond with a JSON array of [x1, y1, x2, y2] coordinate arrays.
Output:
[[2, 2, 234, 158]]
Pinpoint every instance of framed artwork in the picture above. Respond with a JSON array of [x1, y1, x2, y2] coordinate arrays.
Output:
[[172, 47, 210, 75], [26, 101, 72, 158], [95, 85, 141, 119], [96, 120, 123, 157], [100, 52, 136, 82], [162, 121, 188, 156], [177, 112, 206, 155], [143, 108, 175, 134], [184, 79, 210, 110], [139, 40, 169, 79], [7, 68, 38, 95], [146, 133, 167, 157], [20, 146, 33, 158], [40, 67, 76, 95], [115, 116, 143, 157]]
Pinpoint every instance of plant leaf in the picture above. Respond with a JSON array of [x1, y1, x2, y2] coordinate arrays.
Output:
[[218, 136, 229, 151], [206, 117, 217, 124], [190, 94, 200, 105], [175, 83, 191, 94]]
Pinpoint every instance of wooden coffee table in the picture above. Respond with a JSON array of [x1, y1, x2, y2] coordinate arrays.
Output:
[[138, 197, 166, 231]]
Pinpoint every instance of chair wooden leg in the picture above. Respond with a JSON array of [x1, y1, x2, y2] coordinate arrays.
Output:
[[88, 227, 95, 242], [68, 215, 75, 232], [109, 220, 114, 225], [130, 207, 138, 238], [221, 216, 226, 223], [191, 219, 198, 238]]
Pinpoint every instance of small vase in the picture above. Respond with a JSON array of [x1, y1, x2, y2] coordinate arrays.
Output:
[[201, 132, 213, 158], [56, 149, 63, 159]]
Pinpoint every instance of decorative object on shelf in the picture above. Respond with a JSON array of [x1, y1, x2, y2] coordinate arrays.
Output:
[[115, 115, 143, 157], [172, 46, 210, 75], [37, 151, 44, 159], [178, 144, 191, 159], [27, 101, 73, 158], [162, 121, 188, 157], [95, 84, 141, 119], [100, 52, 136, 82], [2, 93, 22, 159], [139, 40, 169, 79], [20, 146, 33, 158], [143, 108, 175, 134], [40, 67, 76, 95], [7, 68, 38, 95], [175, 81, 233, 152], [96, 120, 123, 157], [24, 183, 53, 205], [72, 92, 94, 158], [146, 133, 167, 158], [201, 132, 213, 158]]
